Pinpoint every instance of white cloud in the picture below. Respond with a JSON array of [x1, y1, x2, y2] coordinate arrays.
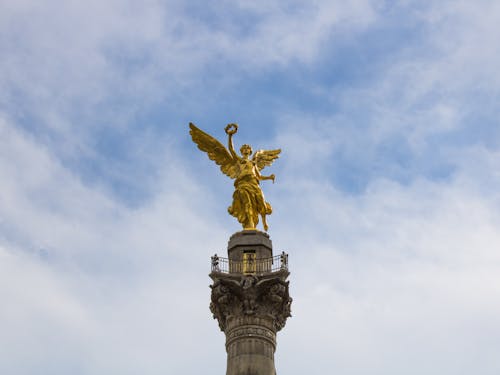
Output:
[[2, 110, 500, 374], [211, 0, 378, 66], [271, 150, 500, 375], [0, 0, 379, 133], [302, 0, 500, 154], [0, 116, 229, 373]]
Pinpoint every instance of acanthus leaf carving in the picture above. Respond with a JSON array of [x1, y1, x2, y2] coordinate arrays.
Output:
[[210, 272, 292, 332]]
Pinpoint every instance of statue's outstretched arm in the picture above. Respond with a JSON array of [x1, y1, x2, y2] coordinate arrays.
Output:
[[256, 168, 275, 183]]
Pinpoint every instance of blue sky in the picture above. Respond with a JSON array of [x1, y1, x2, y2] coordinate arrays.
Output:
[[1, 1, 500, 374]]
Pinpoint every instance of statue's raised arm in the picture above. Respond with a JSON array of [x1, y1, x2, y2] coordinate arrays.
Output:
[[189, 122, 281, 232], [224, 123, 239, 160]]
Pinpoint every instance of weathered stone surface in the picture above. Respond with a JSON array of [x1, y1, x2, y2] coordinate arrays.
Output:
[[209, 231, 292, 375], [227, 230, 273, 261], [210, 272, 291, 331], [228, 230, 273, 249]]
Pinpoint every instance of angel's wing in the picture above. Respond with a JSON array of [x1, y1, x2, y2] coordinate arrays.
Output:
[[255, 277, 279, 289], [252, 149, 281, 170], [189, 123, 238, 178], [220, 278, 244, 298]]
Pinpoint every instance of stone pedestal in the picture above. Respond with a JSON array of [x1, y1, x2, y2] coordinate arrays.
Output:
[[210, 231, 292, 375]]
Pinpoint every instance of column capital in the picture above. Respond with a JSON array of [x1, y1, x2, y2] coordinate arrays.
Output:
[[210, 272, 292, 332]]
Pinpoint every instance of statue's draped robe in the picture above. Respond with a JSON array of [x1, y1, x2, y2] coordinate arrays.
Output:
[[228, 174, 272, 229]]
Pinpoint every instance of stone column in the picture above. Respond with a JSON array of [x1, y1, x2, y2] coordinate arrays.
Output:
[[210, 231, 292, 375]]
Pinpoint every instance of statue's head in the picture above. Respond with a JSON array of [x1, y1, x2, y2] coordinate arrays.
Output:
[[240, 144, 252, 158]]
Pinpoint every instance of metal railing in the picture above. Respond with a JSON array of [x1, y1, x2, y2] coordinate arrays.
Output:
[[211, 252, 288, 274]]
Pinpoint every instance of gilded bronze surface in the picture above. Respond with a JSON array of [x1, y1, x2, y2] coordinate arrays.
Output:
[[189, 123, 280, 231]]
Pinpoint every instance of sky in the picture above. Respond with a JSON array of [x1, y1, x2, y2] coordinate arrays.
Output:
[[1, 0, 500, 374]]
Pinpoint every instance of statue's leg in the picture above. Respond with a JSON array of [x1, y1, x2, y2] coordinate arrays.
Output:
[[246, 216, 255, 229], [261, 214, 269, 231], [252, 209, 260, 229], [242, 192, 255, 229]]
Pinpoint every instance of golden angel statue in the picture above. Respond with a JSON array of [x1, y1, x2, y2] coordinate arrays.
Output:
[[189, 122, 281, 231]]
